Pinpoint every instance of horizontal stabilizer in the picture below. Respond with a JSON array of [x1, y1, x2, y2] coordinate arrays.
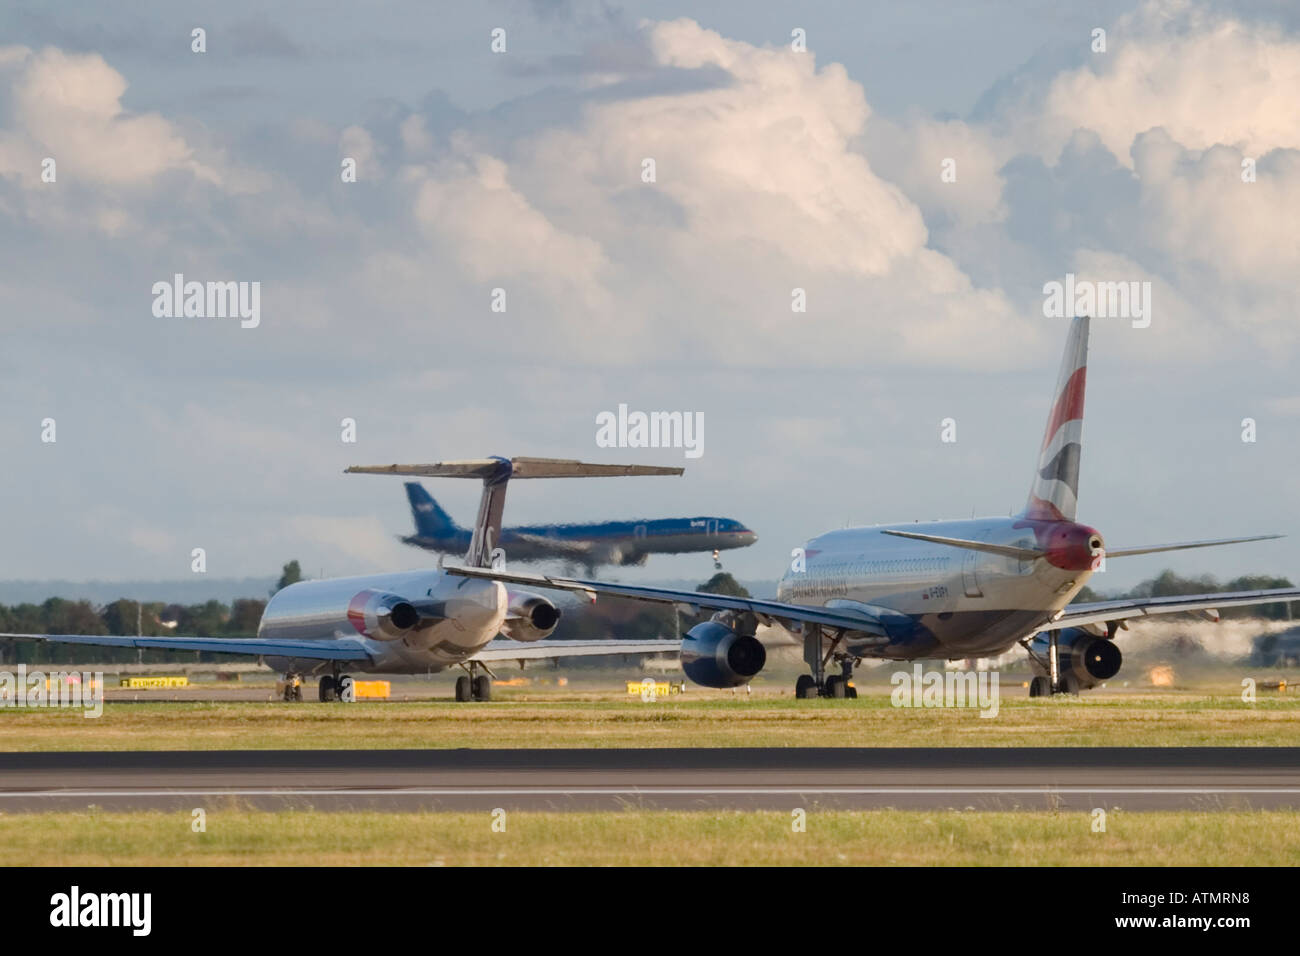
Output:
[[880, 529, 1043, 561], [1104, 534, 1282, 558], [346, 456, 683, 479], [347, 455, 681, 568]]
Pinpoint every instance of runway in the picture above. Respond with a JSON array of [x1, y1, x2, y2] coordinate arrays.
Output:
[[2, 747, 1299, 811]]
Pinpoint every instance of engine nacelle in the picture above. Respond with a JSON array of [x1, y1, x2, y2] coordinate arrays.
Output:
[[680, 619, 766, 689], [346, 589, 422, 641], [1028, 627, 1122, 689], [500, 591, 562, 642]]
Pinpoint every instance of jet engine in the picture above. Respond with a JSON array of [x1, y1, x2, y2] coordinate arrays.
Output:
[[346, 589, 424, 641], [500, 591, 562, 642], [1028, 627, 1122, 689], [680, 618, 766, 688]]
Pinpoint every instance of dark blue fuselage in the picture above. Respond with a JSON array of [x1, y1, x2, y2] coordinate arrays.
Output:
[[401, 482, 755, 568]]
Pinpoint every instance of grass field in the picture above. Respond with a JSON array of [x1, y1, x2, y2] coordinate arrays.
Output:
[[3, 807, 1298, 865], [1, 690, 1298, 750]]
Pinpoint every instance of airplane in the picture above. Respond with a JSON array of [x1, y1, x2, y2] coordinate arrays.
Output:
[[0, 458, 684, 703], [445, 316, 1300, 698], [399, 481, 757, 571]]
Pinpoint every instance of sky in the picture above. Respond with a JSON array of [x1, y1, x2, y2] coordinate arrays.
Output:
[[1, 0, 1298, 595]]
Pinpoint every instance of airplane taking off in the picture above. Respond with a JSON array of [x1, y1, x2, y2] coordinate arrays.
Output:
[[1, 458, 683, 702], [400, 481, 757, 571], [448, 317, 1300, 698]]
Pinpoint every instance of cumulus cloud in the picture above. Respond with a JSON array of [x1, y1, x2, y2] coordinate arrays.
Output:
[[1042, 1, 1300, 165], [1132, 130, 1300, 288], [408, 146, 611, 311], [382, 18, 1028, 368], [868, 0, 1300, 357], [0, 45, 218, 187]]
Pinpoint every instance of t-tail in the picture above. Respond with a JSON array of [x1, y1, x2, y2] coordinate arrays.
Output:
[[1026, 315, 1089, 521], [348, 457, 682, 567], [404, 482, 462, 542]]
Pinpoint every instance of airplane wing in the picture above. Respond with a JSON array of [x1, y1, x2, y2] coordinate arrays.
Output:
[[0, 633, 373, 662], [470, 639, 680, 663], [1053, 586, 1300, 630], [445, 565, 889, 636]]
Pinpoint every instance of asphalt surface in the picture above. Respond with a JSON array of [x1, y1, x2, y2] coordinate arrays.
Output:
[[2, 747, 1299, 811]]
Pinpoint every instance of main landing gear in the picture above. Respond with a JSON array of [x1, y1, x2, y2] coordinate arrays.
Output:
[[454, 662, 493, 702], [1022, 630, 1079, 697], [794, 627, 858, 699], [318, 672, 355, 702]]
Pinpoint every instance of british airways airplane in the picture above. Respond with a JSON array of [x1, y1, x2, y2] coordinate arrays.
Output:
[[400, 481, 757, 571], [1, 458, 685, 703], [450, 316, 1300, 698]]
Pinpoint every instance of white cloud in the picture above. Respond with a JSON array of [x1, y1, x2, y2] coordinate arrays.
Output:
[[388, 18, 1027, 368], [408, 146, 611, 311], [0, 46, 216, 187], [1042, 1, 1300, 166], [1132, 131, 1300, 288]]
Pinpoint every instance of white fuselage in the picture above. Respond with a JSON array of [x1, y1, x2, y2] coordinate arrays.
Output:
[[259, 569, 507, 675], [776, 517, 1098, 659]]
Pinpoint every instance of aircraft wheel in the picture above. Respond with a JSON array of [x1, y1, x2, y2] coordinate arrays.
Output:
[[826, 675, 847, 698], [1058, 674, 1080, 695], [795, 674, 817, 699], [454, 676, 471, 702], [847, 684, 858, 699], [318, 676, 336, 702], [472, 675, 492, 701], [1028, 676, 1049, 698]]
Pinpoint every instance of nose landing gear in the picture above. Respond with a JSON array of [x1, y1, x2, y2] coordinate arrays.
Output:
[[277, 673, 303, 702]]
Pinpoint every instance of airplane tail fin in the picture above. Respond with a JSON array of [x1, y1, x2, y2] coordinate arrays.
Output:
[[349, 457, 682, 568], [1025, 315, 1089, 521], [404, 482, 461, 539]]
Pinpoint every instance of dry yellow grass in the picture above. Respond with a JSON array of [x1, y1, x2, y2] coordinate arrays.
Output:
[[2, 807, 1298, 865], [0, 692, 1297, 750]]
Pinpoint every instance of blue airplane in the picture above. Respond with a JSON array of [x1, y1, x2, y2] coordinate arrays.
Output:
[[401, 482, 757, 571]]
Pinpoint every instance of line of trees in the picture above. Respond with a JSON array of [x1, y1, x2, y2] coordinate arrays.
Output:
[[1073, 570, 1297, 620], [0, 560, 304, 665]]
